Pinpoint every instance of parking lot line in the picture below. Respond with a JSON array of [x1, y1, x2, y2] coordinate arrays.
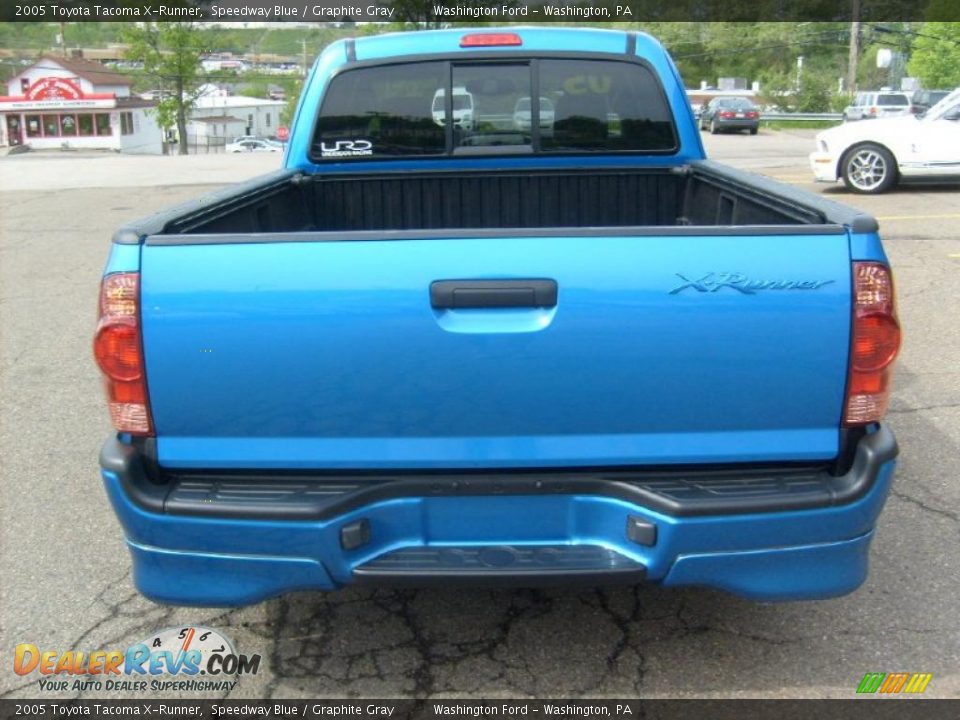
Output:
[[877, 213, 960, 222]]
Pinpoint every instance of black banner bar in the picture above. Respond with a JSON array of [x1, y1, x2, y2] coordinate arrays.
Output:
[[2, 0, 960, 23]]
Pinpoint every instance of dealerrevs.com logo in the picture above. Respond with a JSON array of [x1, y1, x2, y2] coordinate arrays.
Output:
[[14, 626, 261, 693]]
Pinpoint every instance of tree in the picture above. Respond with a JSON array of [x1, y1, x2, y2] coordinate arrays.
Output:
[[122, 23, 211, 155], [281, 79, 304, 128], [907, 22, 960, 88]]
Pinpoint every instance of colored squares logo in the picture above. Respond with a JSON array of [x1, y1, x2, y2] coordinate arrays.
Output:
[[857, 672, 932, 694]]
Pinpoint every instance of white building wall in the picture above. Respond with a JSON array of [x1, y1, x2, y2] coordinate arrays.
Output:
[[192, 96, 285, 138], [118, 108, 163, 155]]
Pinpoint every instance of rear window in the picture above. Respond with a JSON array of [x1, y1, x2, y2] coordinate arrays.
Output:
[[878, 94, 909, 106], [717, 98, 755, 110], [311, 58, 677, 160], [314, 61, 447, 158]]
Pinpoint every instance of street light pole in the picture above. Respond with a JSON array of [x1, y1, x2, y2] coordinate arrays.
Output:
[[847, 0, 862, 92]]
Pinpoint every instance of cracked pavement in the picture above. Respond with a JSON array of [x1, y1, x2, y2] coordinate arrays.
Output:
[[1, 133, 959, 700]]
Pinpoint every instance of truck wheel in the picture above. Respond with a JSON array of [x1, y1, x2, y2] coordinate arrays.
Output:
[[710, 120, 719, 134], [841, 143, 897, 194]]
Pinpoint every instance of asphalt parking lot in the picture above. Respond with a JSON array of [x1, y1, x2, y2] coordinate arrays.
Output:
[[1, 129, 958, 700]]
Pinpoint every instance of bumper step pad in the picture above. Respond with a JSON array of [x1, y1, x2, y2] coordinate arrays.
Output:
[[353, 544, 646, 587]]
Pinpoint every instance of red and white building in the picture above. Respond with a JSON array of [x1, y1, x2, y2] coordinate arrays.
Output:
[[0, 55, 163, 154]]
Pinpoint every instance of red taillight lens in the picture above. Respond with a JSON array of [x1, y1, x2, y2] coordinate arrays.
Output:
[[93, 272, 153, 435], [844, 263, 901, 425], [747, 111, 759, 118], [720, 111, 735, 118], [852, 314, 901, 372], [460, 33, 522, 48], [94, 321, 142, 381]]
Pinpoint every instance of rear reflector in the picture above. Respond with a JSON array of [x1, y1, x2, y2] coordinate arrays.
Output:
[[93, 273, 153, 435], [844, 263, 901, 425], [460, 33, 522, 48]]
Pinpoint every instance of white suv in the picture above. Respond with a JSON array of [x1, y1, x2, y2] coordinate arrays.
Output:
[[843, 91, 913, 121]]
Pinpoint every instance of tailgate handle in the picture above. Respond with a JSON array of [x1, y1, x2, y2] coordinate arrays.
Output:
[[430, 280, 558, 310]]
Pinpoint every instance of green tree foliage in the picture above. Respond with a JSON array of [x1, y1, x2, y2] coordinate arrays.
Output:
[[907, 22, 960, 88], [281, 79, 304, 128], [759, 67, 834, 111], [122, 22, 212, 155]]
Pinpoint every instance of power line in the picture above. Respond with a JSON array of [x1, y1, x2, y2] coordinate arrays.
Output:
[[674, 35, 849, 59], [870, 24, 960, 46]]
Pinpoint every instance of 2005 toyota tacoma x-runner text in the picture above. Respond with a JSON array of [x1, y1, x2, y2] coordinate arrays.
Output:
[[95, 28, 901, 606]]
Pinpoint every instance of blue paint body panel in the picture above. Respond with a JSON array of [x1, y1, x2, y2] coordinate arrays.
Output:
[[104, 242, 141, 274], [849, 231, 889, 262], [140, 233, 851, 469]]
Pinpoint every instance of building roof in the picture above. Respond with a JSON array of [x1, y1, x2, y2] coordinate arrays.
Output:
[[189, 115, 246, 124], [115, 97, 158, 109], [194, 94, 285, 109], [39, 55, 132, 87]]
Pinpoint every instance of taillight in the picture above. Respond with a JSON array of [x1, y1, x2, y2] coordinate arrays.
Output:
[[844, 263, 901, 425], [460, 33, 522, 48], [720, 111, 735, 119], [746, 111, 759, 118], [93, 272, 153, 435]]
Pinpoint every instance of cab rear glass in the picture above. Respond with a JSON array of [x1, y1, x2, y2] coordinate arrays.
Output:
[[311, 57, 678, 161], [877, 94, 909, 106]]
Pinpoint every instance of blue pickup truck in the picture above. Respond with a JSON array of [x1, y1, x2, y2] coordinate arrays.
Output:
[[95, 28, 901, 606]]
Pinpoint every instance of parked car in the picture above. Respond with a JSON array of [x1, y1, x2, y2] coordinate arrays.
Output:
[[843, 91, 912, 121], [811, 87, 960, 193], [431, 86, 474, 131], [97, 27, 900, 606], [911, 89, 951, 115], [699, 97, 760, 134], [512, 96, 556, 135], [226, 139, 282, 153]]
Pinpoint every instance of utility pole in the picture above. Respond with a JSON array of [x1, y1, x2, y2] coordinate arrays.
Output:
[[301, 39, 307, 78], [59, 22, 67, 57], [846, 0, 862, 93]]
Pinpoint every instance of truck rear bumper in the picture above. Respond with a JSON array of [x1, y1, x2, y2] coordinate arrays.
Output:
[[100, 427, 897, 606]]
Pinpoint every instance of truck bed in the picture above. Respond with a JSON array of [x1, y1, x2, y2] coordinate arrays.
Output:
[[122, 160, 877, 242]]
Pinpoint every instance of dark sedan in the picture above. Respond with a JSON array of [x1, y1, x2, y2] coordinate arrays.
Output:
[[699, 97, 760, 134], [911, 89, 950, 115]]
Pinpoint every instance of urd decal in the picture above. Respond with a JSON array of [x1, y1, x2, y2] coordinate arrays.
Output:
[[320, 139, 374, 157]]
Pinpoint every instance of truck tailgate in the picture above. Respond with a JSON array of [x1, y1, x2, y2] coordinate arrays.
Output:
[[140, 232, 851, 469]]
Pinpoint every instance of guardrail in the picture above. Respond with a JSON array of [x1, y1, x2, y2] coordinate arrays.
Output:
[[759, 112, 844, 122]]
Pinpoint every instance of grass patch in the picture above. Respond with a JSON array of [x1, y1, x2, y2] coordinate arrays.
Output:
[[761, 120, 842, 131]]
